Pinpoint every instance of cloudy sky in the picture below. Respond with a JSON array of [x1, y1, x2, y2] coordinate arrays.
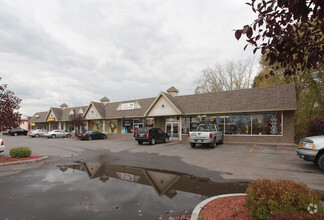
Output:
[[0, 0, 260, 116]]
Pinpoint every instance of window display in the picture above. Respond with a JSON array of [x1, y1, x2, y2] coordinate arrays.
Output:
[[187, 112, 282, 136], [106, 120, 117, 134], [122, 120, 133, 134]]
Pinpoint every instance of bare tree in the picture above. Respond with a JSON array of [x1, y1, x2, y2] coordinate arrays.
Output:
[[194, 59, 255, 93]]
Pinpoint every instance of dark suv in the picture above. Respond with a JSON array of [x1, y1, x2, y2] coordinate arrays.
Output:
[[9, 128, 28, 136], [135, 127, 169, 145]]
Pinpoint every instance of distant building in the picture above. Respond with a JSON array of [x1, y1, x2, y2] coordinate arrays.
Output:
[[20, 115, 32, 130]]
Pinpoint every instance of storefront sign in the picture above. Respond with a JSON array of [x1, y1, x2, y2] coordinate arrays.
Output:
[[121, 103, 135, 110], [30, 123, 35, 126], [120, 173, 134, 182], [48, 118, 55, 121], [87, 113, 98, 119]]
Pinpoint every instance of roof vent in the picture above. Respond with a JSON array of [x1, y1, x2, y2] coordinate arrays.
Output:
[[166, 86, 179, 97], [100, 96, 110, 105]]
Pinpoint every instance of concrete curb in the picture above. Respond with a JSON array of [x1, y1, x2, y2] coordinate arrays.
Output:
[[191, 193, 247, 220], [0, 156, 49, 166]]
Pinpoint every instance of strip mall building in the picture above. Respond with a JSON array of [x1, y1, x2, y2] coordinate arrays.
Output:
[[29, 84, 297, 144]]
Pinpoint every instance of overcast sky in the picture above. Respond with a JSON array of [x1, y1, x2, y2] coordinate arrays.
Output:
[[0, 0, 260, 116]]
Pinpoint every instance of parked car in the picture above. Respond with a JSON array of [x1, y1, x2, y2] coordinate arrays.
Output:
[[78, 130, 107, 140], [28, 129, 47, 138], [188, 123, 223, 148], [135, 127, 169, 145], [297, 135, 324, 172], [45, 130, 71, 139], [0, 139, 5, 153], [9, 128, 28, 136]]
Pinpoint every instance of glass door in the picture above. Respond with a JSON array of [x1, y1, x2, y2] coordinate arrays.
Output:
[[166, 122, 179, 140], [134, 123, 144, 137]]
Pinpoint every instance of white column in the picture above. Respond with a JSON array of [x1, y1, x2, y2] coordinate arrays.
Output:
[[103, 120, 106, 133], [179, 116, 182, 141]]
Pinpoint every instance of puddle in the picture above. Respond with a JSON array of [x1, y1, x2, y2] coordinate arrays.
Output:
[[55, 157, 248, 219], [0, 157, 248, 220]]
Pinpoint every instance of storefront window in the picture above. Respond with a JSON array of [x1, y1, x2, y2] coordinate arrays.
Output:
[[106, 120, 118, 134], [252, 113, 282, 135], [122, 120, 133, 134], [182, 117, 190, 134], [225, 115, 251, 135], [146, 118, 154, 127], [188, 113, 282, 136]]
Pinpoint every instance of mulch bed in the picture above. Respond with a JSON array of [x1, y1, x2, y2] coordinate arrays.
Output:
[[198, 195, 252, 220], [0, 156, 43, 164]]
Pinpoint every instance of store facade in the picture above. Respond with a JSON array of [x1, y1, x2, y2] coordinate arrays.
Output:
[[29, 84, 297, 144]]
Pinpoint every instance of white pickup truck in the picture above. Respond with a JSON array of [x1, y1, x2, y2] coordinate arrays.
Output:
[[188, 124, 223, 148]]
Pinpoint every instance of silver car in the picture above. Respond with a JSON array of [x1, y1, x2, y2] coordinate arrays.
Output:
[[28, 129, 47, 138], [45, 130, 71, 139]]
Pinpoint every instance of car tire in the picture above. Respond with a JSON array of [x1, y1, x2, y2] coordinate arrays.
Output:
[[210, 139, 216, 148], [66, 134, 71, 138], [88, 136, 92, 141], [51, 134, 56, 139], [14, 133, 18, 136], [317, 154, 324, 172], [103, 135, 107, 139], [164, 136, 169, 143], [190, 143, 196, 148], [150, 138, 156, 145], [138, 141, 143, 145], [35, 134, 39, 138]]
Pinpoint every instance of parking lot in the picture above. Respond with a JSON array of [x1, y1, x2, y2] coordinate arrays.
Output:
[[1, 135, 323, 192]]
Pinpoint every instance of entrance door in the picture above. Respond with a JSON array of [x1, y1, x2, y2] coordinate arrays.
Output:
[[166, 122, 179, 140], [134, 123, 144, 137]]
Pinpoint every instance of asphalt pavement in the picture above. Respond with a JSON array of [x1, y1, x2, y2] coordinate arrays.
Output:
[[0, 135, 323, 191]]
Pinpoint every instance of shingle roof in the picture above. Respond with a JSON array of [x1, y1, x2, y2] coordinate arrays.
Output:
[[29, 111, 49, 123], [169, 84, 297, 114], [51, 107, 63, 121], [30, 84, 297, 123], [104, 97, 156, 118], [61, 106, 88, 121]]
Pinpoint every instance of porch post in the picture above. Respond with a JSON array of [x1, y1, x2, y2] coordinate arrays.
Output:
[[179, 116, 182, 141]]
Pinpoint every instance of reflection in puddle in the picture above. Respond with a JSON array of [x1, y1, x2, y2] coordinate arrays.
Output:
[[58, 157, 248, 199]]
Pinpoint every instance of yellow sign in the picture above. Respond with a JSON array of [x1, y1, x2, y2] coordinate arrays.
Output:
[[48, 118, 55, 121], [258, 115, 263, 124], [30, 123, 35, 126]]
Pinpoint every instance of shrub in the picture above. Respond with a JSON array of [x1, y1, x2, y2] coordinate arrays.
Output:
[[9, 147, 32, 158], [246, 179, 324, 219], [307, 117, 324, 136], [270, 212, 324, 220]]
